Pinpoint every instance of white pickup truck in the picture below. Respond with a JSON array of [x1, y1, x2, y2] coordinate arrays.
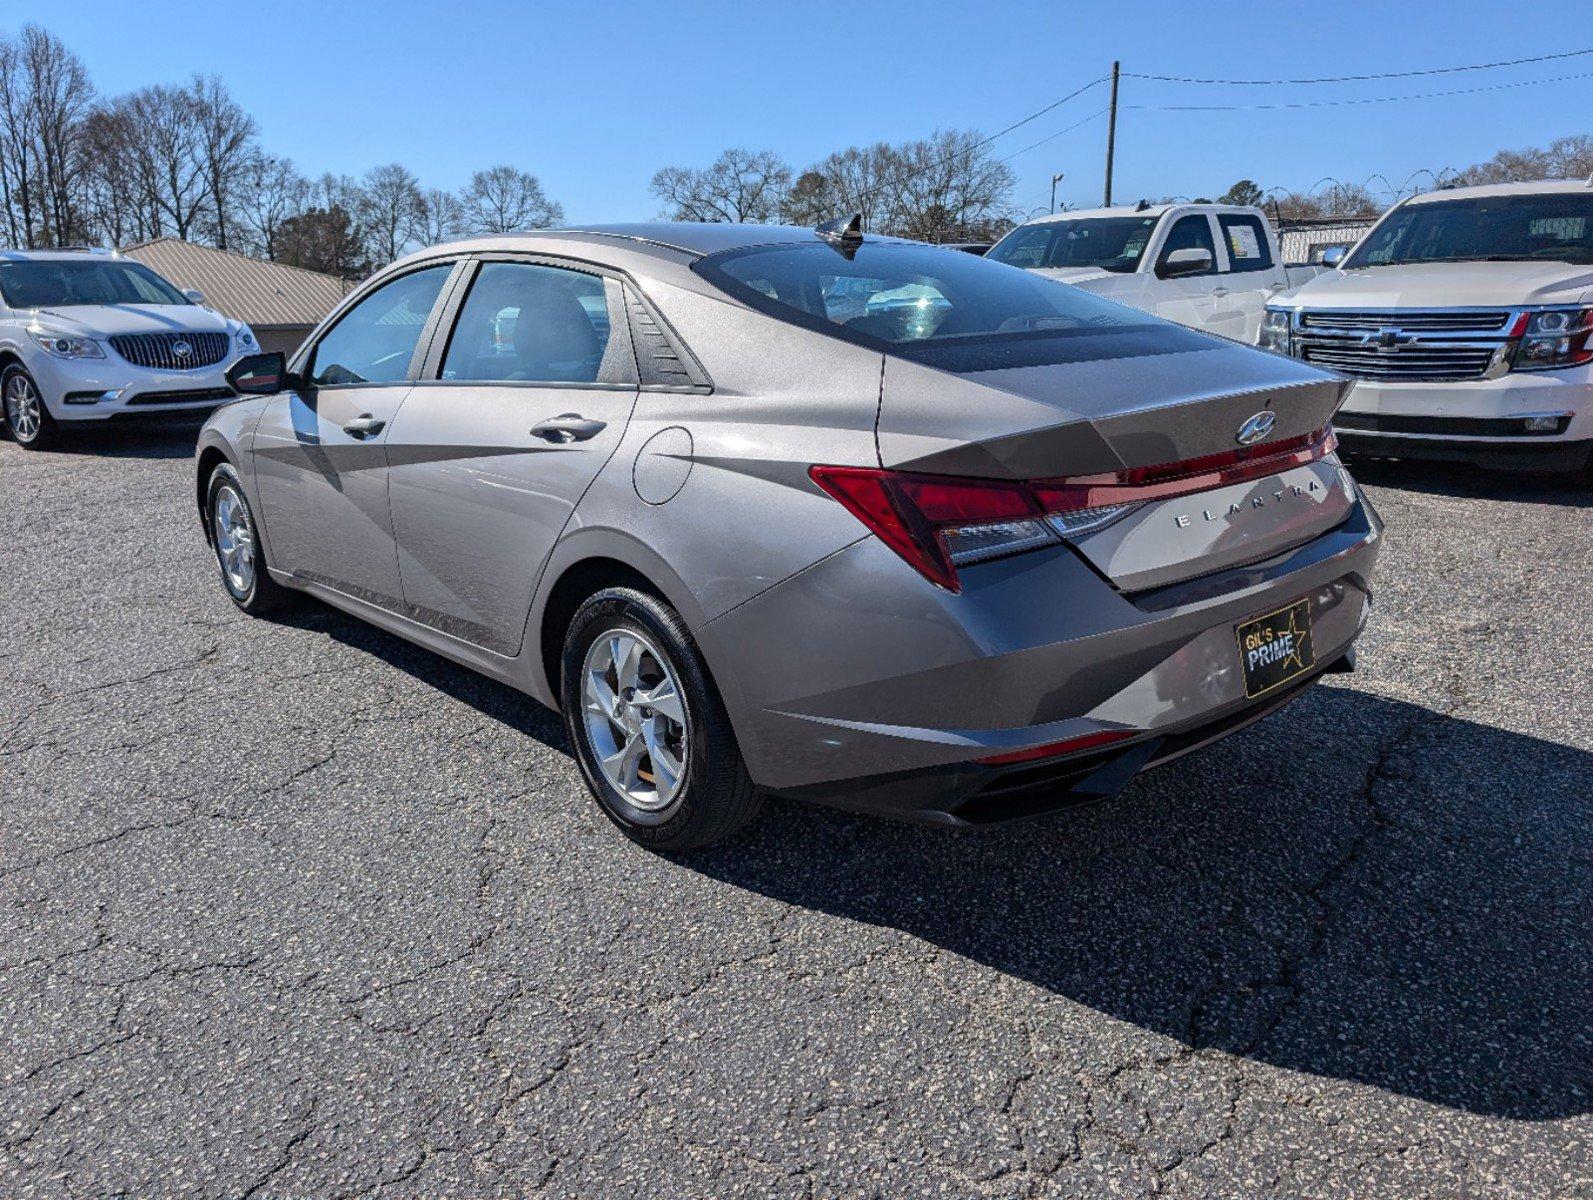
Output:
[[1260, 179, 1593, 477], [986, 202, 1325, 344]]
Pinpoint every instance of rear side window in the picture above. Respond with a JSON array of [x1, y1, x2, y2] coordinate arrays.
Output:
[[1156, 215, 1218, 275], [1218, 214, 1274, 273], [694, 240, 1159, 373], [310, 264, 452, 387], [440, 262, 630, 385]]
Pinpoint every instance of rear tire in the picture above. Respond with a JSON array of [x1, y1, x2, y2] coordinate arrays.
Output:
[[3, 365, 59, 450], [561, 587, 762, 851], [206, 462, 295, 615]]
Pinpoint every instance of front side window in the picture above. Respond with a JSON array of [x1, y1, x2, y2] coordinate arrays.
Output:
[[694, 241, 1190, 374], [1218, 214, 1274, 273], [1156, 215, 1218, 275], [309, 264, 452, 387], [0, 259, 189, 308], [440, 262, 627, 385], [986, 216, 1159, 273], [1346, 193, 1593, 268]]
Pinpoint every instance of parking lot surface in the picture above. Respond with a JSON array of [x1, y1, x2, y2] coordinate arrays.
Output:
[[1, 427, 1589, 1199]]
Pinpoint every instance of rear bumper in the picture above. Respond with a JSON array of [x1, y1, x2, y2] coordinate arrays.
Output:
[[700, 494, 1382, 803]]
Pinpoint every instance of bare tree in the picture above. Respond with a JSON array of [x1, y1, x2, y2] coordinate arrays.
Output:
[[459, 165, 562, 233], [237, 153, 307, 259], [0, 31, 36, 246], [115, 84, 208, 240], [886, 130, 1016, 242], [411, 186, 465, 247], [650, 148, 791, 223], [357, 161, 423, 265], [188, 74, 256, 249], [782, 143, 896, 230], [1453, 134, 1593, 186]]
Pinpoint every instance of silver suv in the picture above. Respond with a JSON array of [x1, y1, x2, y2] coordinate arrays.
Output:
[[197, 221, 1381, 850], [0, 248, 258, 448]]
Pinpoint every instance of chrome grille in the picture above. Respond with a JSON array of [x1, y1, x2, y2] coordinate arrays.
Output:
[[1299, 310, 1511, 333], [109, 331, 230, 370], [1300, 341, 1500, 381]]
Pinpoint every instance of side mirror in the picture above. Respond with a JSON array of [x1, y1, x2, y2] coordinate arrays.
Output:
[[1158, 247, 1214, 279], [226, 351, 290, 396], [1320, 246, 1346, 268], [183, 288, 206, 304]]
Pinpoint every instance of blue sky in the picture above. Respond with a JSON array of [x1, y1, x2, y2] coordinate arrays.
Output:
[[10, 1, 1588, 221]]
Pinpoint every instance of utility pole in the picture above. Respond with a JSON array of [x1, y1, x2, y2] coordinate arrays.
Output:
[[1050, 173, 1065, 213], [1104, 60, 1120, 207]]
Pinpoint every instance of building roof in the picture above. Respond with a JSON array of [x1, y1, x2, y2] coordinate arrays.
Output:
[[119, 238, 353, 329]]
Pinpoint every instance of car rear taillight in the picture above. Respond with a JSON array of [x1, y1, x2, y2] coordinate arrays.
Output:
[[811, 427, 1336, 592], [808, 466, 1056, 592]]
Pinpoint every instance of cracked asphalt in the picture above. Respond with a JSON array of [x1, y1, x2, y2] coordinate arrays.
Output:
[[1, 426, 1589, 1199]]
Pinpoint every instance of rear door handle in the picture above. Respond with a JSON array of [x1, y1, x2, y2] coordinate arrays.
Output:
[[530, 413, 607, 443], [1211, 287, 1231, 297], [343, 414, 386, 437]]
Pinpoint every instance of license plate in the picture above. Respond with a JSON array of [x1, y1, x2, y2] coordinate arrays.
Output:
[[1236, 598, 1315, 699]]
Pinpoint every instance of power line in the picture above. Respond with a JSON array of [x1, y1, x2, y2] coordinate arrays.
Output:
[[1124, 46, 1593, 86], [1127, 69, 1593, 111], [1000, 109, 1109, 163], [973, 77, 1109, 151]]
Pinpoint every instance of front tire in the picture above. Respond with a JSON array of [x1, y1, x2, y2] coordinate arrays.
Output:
[[206, 463, 294, 614], [561, 588, 762, 851], [3, 365, 59, 450]]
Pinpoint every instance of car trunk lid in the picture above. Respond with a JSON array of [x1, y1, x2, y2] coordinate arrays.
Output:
[[876, 330, 1355, 590]]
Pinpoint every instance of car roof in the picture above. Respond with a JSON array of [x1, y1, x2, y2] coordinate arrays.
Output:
[[1406, 178, 1593, 204], [0, 248, 120, 262]]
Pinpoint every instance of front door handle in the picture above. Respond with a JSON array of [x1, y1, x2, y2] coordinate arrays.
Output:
[[343, 414, 386, 438], [530, 413, 607, 443], [1210, 287, 1231, 297]]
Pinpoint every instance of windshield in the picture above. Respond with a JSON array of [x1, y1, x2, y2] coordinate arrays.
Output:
[[985, 216, 1159, 273], [0, 259, 191, 308], [693, 240, 1195, 374], [1345, 193, 1593, 268]]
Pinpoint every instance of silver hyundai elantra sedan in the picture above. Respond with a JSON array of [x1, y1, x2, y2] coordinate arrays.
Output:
[[197, 218, 1381, 850]]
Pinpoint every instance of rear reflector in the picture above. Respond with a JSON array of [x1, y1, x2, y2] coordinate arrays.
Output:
[[976, 728, 1138, 765], [811, 426, 1335, 591]]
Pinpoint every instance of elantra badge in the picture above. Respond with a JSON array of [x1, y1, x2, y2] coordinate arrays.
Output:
[[1236, 411, 1276, 445]]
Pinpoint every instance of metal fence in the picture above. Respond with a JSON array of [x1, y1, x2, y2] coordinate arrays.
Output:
[[1276, 218, 1378, 265]]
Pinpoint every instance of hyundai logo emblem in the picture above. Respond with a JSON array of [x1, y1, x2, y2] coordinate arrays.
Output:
[[1236, 410, 1276, 446], [172, 340, 193, 360]]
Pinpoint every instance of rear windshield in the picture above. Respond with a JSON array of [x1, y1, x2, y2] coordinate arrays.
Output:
[[0, 258, 190, 308], [693, 240, 1179, 372], [1345, 193, 1593, 268], [986, 216, 1159, 272]]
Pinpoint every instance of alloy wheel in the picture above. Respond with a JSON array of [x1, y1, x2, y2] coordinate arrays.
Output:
[[213, 484, 256, 597], [581, 629, 689, 811], [5, 373, 42, 442]]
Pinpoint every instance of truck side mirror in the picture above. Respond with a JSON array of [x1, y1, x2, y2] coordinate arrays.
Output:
[[1157, 247, 1213, 279], [1320, 246, 1346, 268]]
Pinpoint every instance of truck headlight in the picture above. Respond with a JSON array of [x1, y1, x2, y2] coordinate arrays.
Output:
[[1512, 307, 1593, 372], [30, 331, 105, 359], [1259, 308, 1293, 355]]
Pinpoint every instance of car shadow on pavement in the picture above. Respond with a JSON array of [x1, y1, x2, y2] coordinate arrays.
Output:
[[277, 599, 1589, 1122], [6, 423, 204, 460], [1346, 456, 1592, 508], [685, 684, 1592, 1123]]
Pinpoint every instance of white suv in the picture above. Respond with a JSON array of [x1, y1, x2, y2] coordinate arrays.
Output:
[[0, 248, 258, 449]]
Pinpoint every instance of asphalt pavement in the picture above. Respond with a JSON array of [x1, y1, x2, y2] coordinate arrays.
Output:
[[1, 426, 1589, 1198]]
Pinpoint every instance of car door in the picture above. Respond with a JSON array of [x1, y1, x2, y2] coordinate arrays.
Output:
[[251, 261, 459, 608], [1149, 213, 1225, 334], [383, 257, 639, 655], [1214, 211, 1282, 343]]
